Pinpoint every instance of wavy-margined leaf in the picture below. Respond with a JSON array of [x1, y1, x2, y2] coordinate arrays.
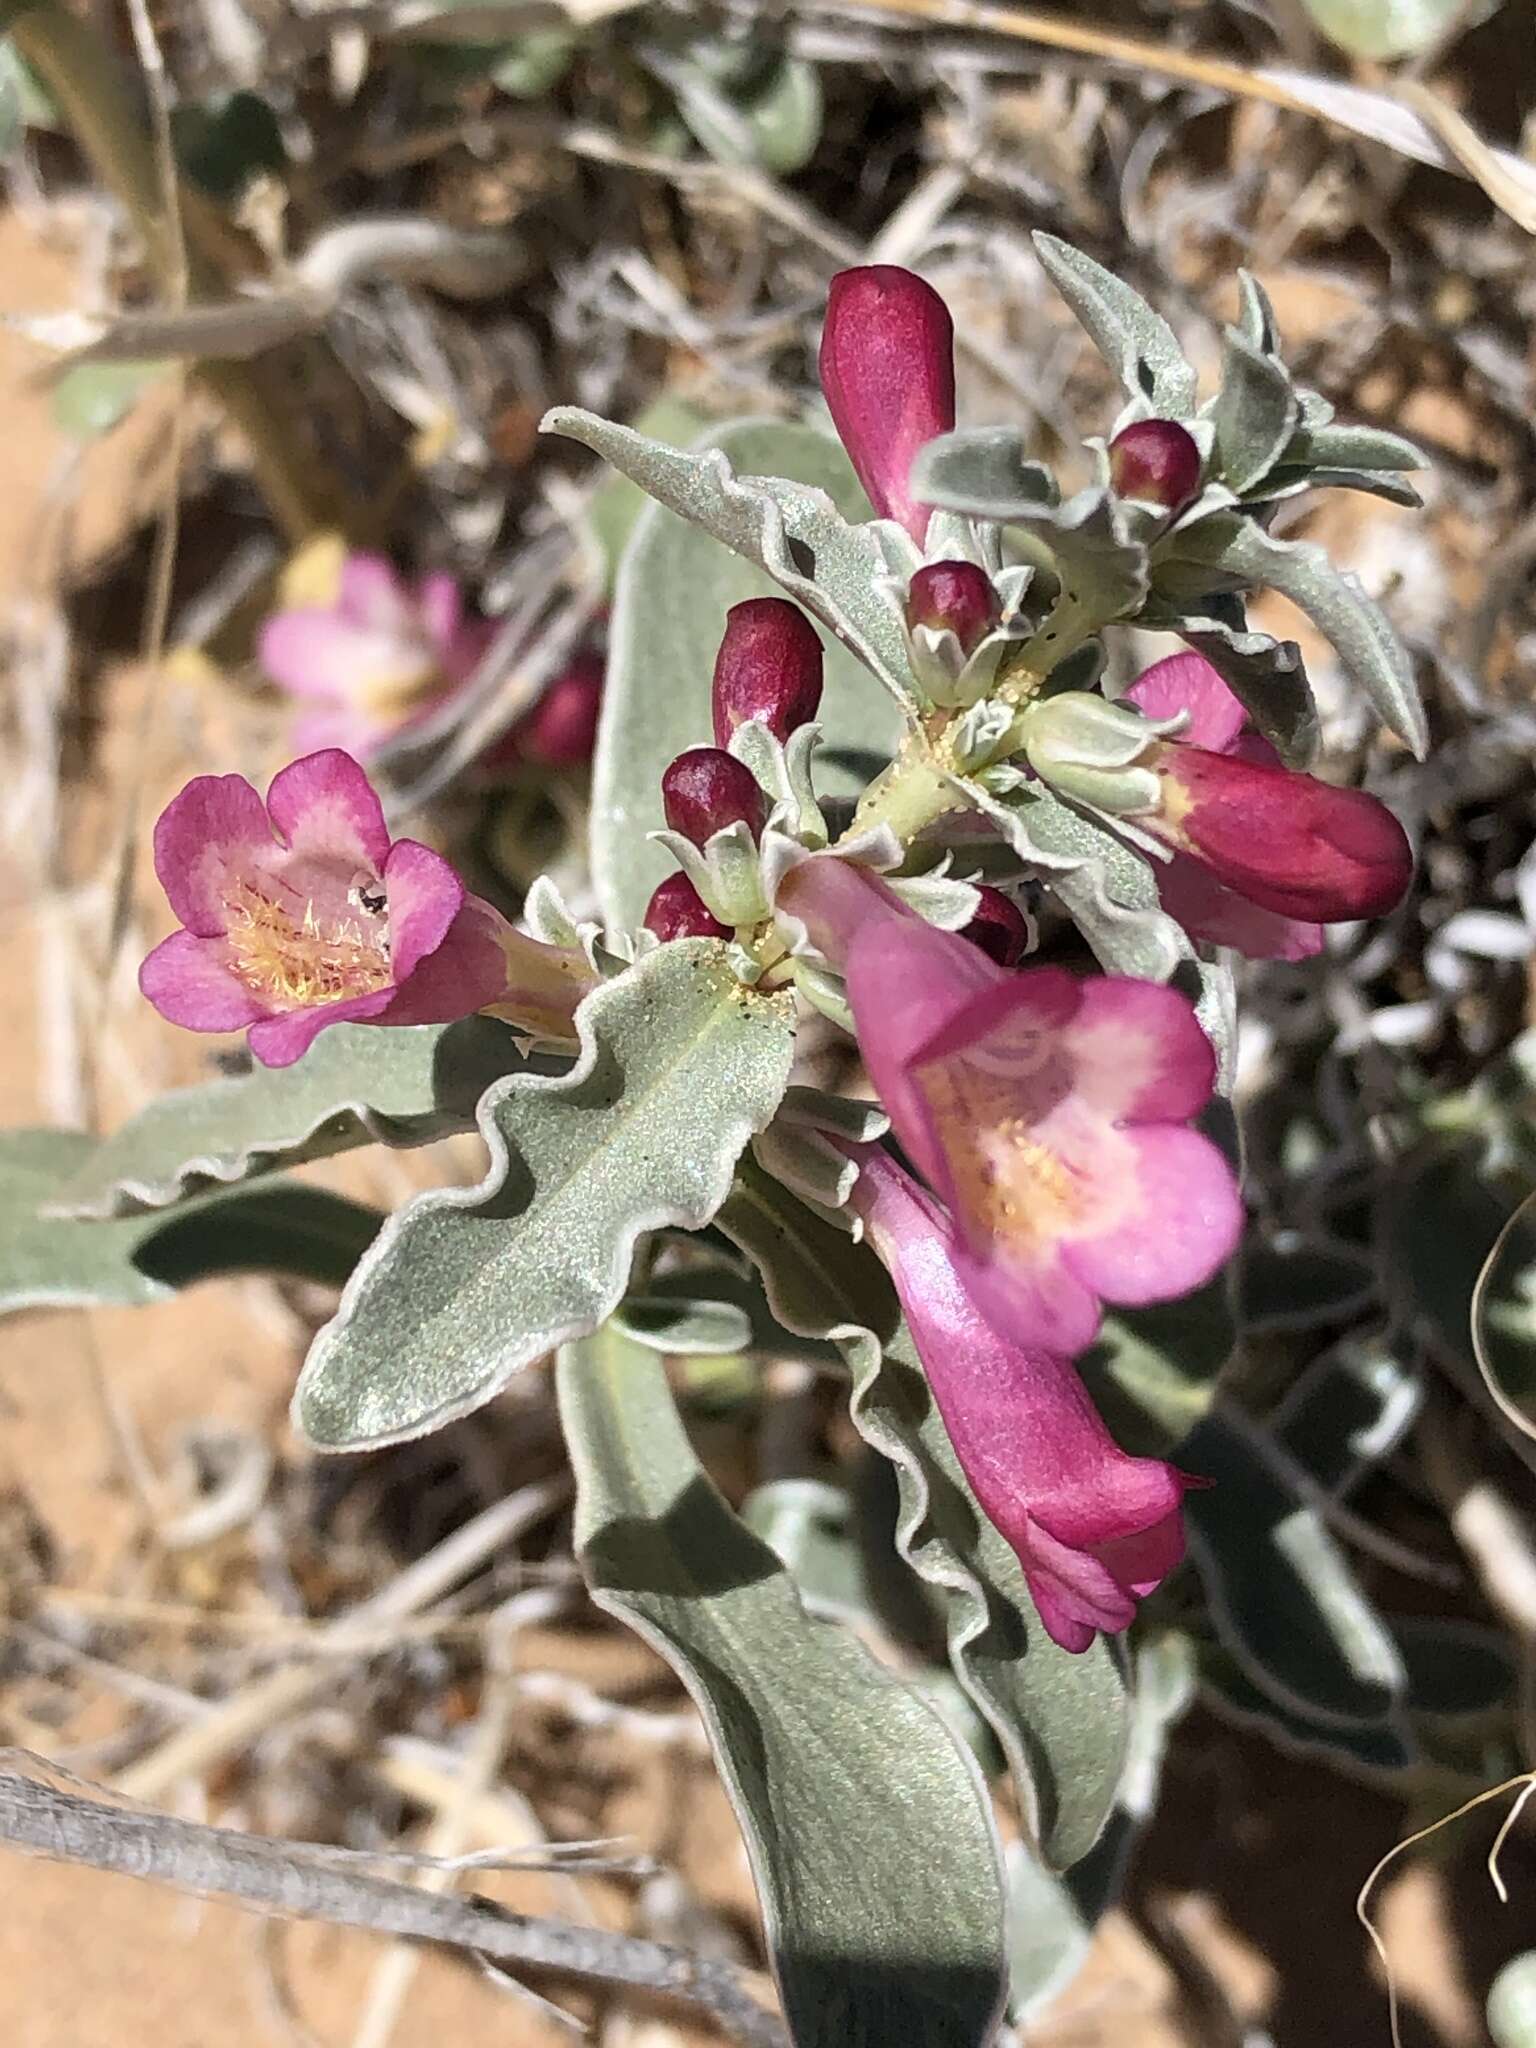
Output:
[[293, 944, 795, 1450], [1210, 325, 1299, 495], [1033, 234, 1198, 419], [553, 412, 911, 926], [1141, 594, 1318, 767], [0, 1129, 379, 1312], [1156, 513, 1426, 757], [1078, 1274, 1236, 1457], [1273, 1338, 1421, 1493], [1184, 1404, 1406, 1728], [903, 427, 1058, 523], [1198, 1644, 1414, 1774], [57, 1018, 523, 1219], [610, 1291, 754, 1355], [559, 1324, 1006, 2048], [719, 1159, 1126, 1869]]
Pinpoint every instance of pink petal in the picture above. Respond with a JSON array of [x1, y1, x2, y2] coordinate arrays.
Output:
[[380, 838, 466, 981], [415, 571, 463, 653], [1154, 849, 1325, 960], [290, 704, 393, 761], [266, 750, 391, 874], [338, 553, 412, 631], [378, 895, 513, 1025], [1063, 1123, 1243, 1308], [152, 773, 276, 936], [951, 1236, 1104, 1356], [1126, 652, 1247, 753], [1063, 974, 1217, 1123], [247, 987, 397, 1068], [1091, 1506, 1186, 1598], [139, 929, 266, 1031], [259, 610, 380, 704], [1018, 1521, 1138, 1643]]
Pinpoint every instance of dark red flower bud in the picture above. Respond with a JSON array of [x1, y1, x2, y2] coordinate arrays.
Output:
[[711, 598, 824, 746], [961, 886, 1031, 969], [1108, 420, 1203, 513], [643, 871, 731, 942], [509, 650, 604, 767], [820, 265, 956, 542], [1153, 745, 1414, 922], [660, 747, 767, 847], [906, 561, 1000, 657]]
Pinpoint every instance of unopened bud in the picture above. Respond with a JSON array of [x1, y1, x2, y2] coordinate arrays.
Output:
[[820, 265, 956, 542], [906, 562, 1000, 656], [711, 599, 824, 746], [1108, 420, 1202, 513], [643, 872, 731, 943], [661, 747, 768, 847], [962, 886, 1030, 969], [509, 650, 604, 767]]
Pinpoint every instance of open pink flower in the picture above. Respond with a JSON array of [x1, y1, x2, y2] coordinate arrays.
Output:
[[259, 554, 490, 760], [140, 750, 591, 1068], [819, 265, 956, 543], [1124, 653, 1413, 960], [777, 857, 1242, 1356], [849, 1143, 1193, 1652]]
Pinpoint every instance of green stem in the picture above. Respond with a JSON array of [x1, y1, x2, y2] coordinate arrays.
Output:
[[8, 0, 370, 544], [845, 740, 959, 847]]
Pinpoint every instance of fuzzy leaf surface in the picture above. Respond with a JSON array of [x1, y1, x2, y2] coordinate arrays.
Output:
[[568, 413, 906, 929], [58, 1018, 522, 1218], [559, 1324, 1006, 2048], [0, 1129, 379, 1312], [294, 944, 794, 1449]]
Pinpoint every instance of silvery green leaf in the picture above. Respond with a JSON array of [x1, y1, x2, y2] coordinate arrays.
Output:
[[907, 427, 1059, 522], [1272, 1337, 1422, 1495], [1198, 1643, 1414, 1773], [1159, 514, 1426, 755], [1299, 0, 1482, 61], [1142, 594, 1318, 766], [996, 488, 1148, 630], [1078, 1272, 1237, 1456], [609, 1292, 754, 1354], [546, 405, 921, 707], [729, 719, 828, 849], [0, 1130, 380, 1313], [1490, 1954, 1536, 2048], [1033, 233, 1198, 418], [741, 1477, 869, 1624], [1183, 1405, 1407, 1727], [652, 819, 767, 926], [584, 395, 708, 590], [559, 1325, 1007, 2048], [1239, 1237, 1379, 1337], [1253, 466, 1424, 509], [842, 1321, 1129, 1870], [1006, 1633, 1194, 2020], [1235, 270, 1280, 356], [1210, 327, 1299, 495], [716, 1153, 902, 1353], [55, 1019, 523, 1219], [752, 1120, 860, 1216], [717, 1162, 1127, 1867], [1287, 420, 1425, 472], [293, 943, 795, 1449], [778, 1086, 888, 1145], [582, 416, 906, 930]]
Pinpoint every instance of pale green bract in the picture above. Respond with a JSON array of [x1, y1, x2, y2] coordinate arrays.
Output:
[[293, 941, 795, 1449], [559, 1325, 1008, 2048]]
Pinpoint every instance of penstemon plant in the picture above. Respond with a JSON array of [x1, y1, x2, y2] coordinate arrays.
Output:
[[3, 239, 1429, 2042]]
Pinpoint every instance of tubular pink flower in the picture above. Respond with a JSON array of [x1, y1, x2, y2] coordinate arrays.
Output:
[[711, 598, 824, 746], [140, 749, 593, 1068], [259, 553, 490, 760], [848, 1144, 1194, 1653], [819, 265, 956, 543], [1125, 653, 1414, 958], [776, 857, 1242, 1356]]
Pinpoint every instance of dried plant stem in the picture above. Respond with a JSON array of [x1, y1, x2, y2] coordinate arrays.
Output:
[[6, 0, 353, 541], [0, 1769, 789, 2048], [115, 1478, 570, 1804]]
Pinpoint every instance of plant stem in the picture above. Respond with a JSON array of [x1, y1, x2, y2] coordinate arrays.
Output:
[[7, 0, 370, 543]]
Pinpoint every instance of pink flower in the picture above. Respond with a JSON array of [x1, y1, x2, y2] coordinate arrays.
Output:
[[491, 650, 606, 772], [1125, 653, 1414, 960], [819, 266, 956, 543], [140, 749, 591, 1068], [259, 554, 490, 760], [776, 857, 1242, 1356], [848, 1143, 1194, 1652]]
